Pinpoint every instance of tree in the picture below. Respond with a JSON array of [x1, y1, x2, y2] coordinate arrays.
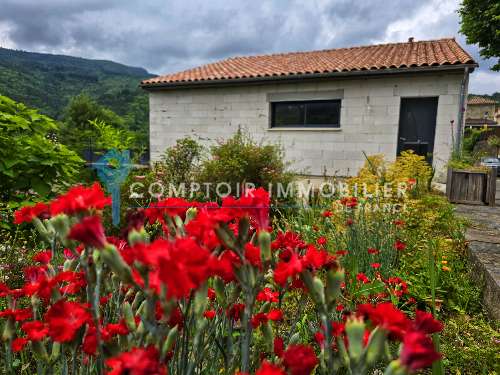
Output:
[[59, 94, 126, 154], [0, 95, 83, 199], [90, 119, 135, 152], [459, 0, 500, 71], [59, 94, 147, 158]]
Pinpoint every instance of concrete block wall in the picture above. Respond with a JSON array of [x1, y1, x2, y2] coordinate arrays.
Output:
[[149, 72, 464, 180]]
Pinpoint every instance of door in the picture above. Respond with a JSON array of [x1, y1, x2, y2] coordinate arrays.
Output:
[[397, 97, 438, 164]]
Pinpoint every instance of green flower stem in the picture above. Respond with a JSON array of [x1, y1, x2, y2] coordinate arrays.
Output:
[[82, 250, 104, 374], [428, 240, 444, 375]]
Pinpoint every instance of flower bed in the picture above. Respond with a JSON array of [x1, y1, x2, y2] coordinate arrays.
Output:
[[0, 183, 445, 375]]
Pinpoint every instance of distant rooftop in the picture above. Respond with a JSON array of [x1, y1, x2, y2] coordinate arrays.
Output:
[[468, 96, 498, 105]]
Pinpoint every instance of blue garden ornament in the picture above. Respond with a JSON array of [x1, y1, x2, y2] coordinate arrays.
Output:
[[93, 149, 133, 226]]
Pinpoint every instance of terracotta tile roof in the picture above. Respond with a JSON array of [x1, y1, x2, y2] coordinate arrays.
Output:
[[467, 96, 497, 105], [142, 38, 476, 87]]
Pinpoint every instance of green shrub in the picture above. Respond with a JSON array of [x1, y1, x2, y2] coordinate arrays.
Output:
[[0, 94, 83, 200], [119, 137, 203, 216], [160, 137, 203, 185], [448, 127, 490, 170], [197, 130, 294, 201], [487, 135, 500, 157]]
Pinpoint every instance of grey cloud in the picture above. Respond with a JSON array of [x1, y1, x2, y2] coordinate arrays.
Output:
[[0, 0, 497, 93]]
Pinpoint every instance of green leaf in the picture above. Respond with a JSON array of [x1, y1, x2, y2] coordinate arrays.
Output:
[[31, 177, 51, 196], [354, 280, 386, 297], [3, 159, 20, 169], [2, 168, 15, 177]]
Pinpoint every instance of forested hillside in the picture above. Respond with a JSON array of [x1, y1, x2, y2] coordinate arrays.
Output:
[[0, 47, 156, 156], [0, 47, 154, 120]]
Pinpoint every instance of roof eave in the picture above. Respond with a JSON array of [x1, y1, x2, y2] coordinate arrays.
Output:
[[140, 63, 478, 90]]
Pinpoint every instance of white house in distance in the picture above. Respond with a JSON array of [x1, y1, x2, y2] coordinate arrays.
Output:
[[141, 38, 477, 181]]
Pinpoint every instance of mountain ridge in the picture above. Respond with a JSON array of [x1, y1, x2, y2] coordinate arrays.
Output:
[[0, 46, 155, 119]]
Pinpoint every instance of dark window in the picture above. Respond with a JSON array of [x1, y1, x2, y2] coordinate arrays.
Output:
[[271, 100, 341, 128]]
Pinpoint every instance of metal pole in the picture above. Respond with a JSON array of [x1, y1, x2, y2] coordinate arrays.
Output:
[[455, 67, 470, 154]]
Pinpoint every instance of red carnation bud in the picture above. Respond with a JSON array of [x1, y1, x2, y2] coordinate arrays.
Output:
[[68, 216, 107, 249]]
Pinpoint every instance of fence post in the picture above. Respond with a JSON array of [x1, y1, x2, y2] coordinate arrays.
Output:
[[486, 167, 497, 206]]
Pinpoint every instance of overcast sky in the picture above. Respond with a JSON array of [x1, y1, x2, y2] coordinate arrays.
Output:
[[0, 0, 498, 94]]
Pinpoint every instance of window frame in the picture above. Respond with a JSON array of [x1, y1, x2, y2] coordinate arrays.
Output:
[[270, 99, 342, 129]]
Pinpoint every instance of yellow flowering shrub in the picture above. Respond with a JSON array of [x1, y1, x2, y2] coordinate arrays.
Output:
[[347, 150, 433, 199], [386, 150, 433, 194]]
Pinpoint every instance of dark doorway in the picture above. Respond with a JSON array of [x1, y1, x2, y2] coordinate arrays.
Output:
[[397, 97, 438, 164]]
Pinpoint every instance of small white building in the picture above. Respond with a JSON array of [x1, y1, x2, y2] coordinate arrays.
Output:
[[142, 38, 476, 181]]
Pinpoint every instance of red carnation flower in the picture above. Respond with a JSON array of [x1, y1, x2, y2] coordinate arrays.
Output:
[[33, 250, 52, 264], [274, 337, 284, 357], [331, 321, 345, 337], [316, 236, 327, 246], [340, 196, 358, 208], [207, 288, 216, 301], [156, 237, 213, 299], [314, 331, 325, 347], [222, 188, 270, 230], [210, 251, 238, 283], [302, 245, 328, 270], [393, 219, 405, 227], [103, 320, 129, 338], [12, 337, 28, 352], [271, 231, 306, 252], [256, 360, 285, 375], [185, 209, 223, 251], [0, 282, 10, 298], [203, 310, 216, 320], [244, 243, 262, 269], [0, 308, 33, 321], [105, 346, 167, 375], [321, 210, 333, 218], [21, 320, 49, 341], [400, 331, 442, 372], [45, 300, 91, 342], [367, 247, 379, 255], [167, 307, 184, 328], [357, 303, 410, 340], [282, 344, 318, 375], [413, 311, 443, 334], [227, 303, 245, 322], [274, 253, 303, 286], [251, 312, 268, 328], [63, 248, 77, 260], [267, 309, 283, 321], [14, 202, 49, 225], [83, 325, 99, 355], [256, 288, 279, 303], [356, 272, 370, 284], [394, 240, 406, 251], [68, 215, 107, 249], [370, 263, 381, 269], [50, 183, 111, 216], [145, 197, 193, 225]]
